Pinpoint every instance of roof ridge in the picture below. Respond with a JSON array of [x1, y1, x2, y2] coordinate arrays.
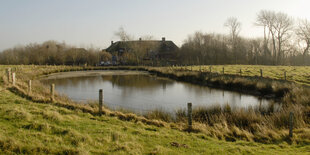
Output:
[[115, 40, 173, 42]]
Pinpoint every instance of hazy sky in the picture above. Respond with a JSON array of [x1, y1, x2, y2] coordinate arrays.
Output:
[[0, 0, 309, 51]]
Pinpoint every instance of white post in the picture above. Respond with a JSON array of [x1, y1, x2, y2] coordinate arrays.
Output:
[[6, 68, 11, 82]]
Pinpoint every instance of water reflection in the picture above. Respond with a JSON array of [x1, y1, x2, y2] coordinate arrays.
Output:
[[42, 71, 271, 114], [102, 74, 173, 91]]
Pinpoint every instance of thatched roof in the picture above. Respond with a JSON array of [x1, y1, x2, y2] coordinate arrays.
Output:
[[106, 39, 178, 53]]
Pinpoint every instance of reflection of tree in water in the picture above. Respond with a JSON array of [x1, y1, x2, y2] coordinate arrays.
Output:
[[101, 75, 173, 90], [181, 83, 211, 96], [181, 81, 247, 107], [43, 74, 174, 93]]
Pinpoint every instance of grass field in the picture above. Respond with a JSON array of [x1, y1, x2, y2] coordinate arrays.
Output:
[[2, 89, 310, 154], [172, 65, 310, 86], [1, 65, 309, 86], [0, 65, 309, 154]]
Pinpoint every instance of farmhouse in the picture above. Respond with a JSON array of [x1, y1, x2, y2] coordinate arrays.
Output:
[[105, 37, 179, 64]]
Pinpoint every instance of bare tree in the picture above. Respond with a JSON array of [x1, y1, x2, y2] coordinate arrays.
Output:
[[255, 10, 273, 64], [274, 12, 294, 64], [256, 10, 293, 64], [141, 35, 154, 40], [114, 27, 133, 41], [296, 19, 310, 56], [256, 10, 275, 63], [224, 17, 241, 43], [224, 17, 241, 63]]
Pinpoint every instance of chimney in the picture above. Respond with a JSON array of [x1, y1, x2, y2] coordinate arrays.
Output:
[[111, 41, 114, 45], [139, 38, 142, 41], [162, 37, 165, 42]]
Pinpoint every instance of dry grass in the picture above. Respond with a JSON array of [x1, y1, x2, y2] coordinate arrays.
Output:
[[144, 109, 174, 122], [175, 103, 309, 143], [0, 65, 309, 145]]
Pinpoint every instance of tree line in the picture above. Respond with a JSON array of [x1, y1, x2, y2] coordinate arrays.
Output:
[[178, 10, 310, 66], [0, 41, 111, 65], [0, 10, 310, 66]]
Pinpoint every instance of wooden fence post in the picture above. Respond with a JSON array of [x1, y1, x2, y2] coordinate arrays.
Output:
[[6, 68, 11, 82], [209, 66, 212, 72], [187, 103, 192, 130], [222, 67, 224, 74], [239, 69, 242, 76], [28, 80, 32, 94], [50, 84, 55, 102], [284, 71, 287, 80], [260, 69, 263, 77], [289, 112, 294, 138], [199, 66, 202, 72], [191, 65, 192, 71], [99, 89, 103, 115], [12, 72, 16, 86]]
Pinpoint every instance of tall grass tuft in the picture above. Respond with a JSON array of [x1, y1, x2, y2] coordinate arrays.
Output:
[[144, 109, 173, 122]]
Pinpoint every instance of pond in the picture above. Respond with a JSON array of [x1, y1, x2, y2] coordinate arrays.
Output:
[[42, 70, 271, 114]]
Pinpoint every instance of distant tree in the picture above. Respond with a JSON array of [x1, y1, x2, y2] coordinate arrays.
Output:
[[224, 17, 241, 63], [296, 19, 310, 60], [100, 51, 112, 62], [0, 40, 110, 66], [114, 27, 133, 41], [256, 10, 294, 65], [66, 48, 79, 65], [224, 17, 241, 43], [141, 35, 154, 40], [248, 39, 261, 65], [180, 32, 231, 65]]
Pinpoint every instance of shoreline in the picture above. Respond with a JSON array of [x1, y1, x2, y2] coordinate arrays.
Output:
[[40, 70, 149, 80]]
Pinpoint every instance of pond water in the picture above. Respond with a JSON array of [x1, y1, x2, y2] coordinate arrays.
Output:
[[42, 70, 270, 114]]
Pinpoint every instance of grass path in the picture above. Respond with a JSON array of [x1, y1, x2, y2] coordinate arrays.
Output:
[[0, 90, 309, 154]]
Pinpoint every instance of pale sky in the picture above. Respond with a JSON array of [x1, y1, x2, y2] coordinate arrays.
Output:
[[0, 0, 309, 51]]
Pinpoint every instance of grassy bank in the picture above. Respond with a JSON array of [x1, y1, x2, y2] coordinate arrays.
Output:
[[0, 65, 310, 154], [2, 89, 310, 154]]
